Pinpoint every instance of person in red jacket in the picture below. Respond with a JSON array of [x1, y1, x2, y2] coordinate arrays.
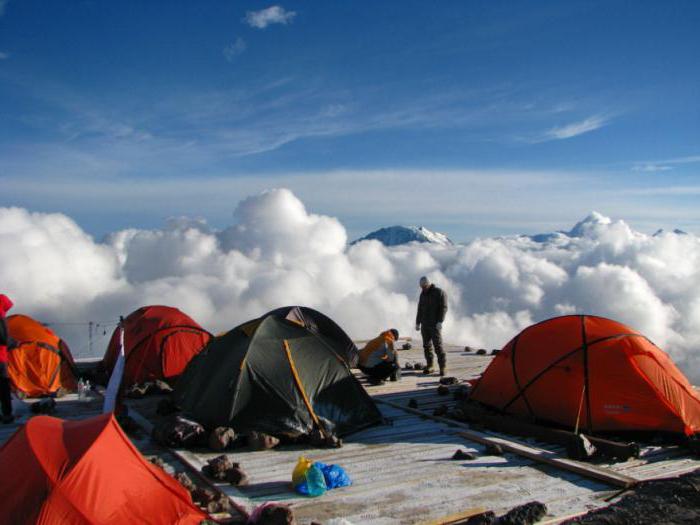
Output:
[[0, 294, 14, 423]]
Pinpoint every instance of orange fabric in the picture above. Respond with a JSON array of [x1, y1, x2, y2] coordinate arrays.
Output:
[[102, 306, 211, 387], [0, 413, 207, 524], [359, 330, 396, 367], [6, 315, 77, 397], [471, 315, 700, 435]]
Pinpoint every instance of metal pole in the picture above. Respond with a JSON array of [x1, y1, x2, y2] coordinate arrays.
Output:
[[89, 321, 94, 356]]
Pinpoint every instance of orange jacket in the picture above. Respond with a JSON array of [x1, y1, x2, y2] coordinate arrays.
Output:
[[359, 331, 397, 368]]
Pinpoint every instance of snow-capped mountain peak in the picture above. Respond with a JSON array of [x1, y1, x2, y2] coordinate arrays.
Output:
[[352, 225, 454, 246]]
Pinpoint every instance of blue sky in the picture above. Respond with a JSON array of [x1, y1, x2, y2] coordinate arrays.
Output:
[[1, 0, 699, 241]]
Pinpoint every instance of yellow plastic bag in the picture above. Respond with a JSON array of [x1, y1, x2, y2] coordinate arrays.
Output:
[[292, 456, 313, 486]]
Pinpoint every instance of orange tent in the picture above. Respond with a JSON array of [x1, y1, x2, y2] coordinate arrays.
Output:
[[6, 315, 78, 397], [0, 413, 207, 524], [470, 315, 700, 436], [101, 305, 211, 388]]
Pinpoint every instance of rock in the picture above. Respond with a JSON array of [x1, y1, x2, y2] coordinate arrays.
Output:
[[202, 455, 235, 481], [209, 427, 236, 451], [174, 472, 196, 492], [439, 376, 459, 385], [464, 346, 473, 352], [498, 501, 547, 525], [465, 511, 496, 524], [402, 342, 412, 350], [308, 428, 342, 448], [433, 404, 448, 417], [437, 385, 450, 396], [248, 431, 280, 450], [206, 495, 231, 514], [452, 449, 477, 460], [491, 349, 500, 355], [476, 349, 487, 355], [453, 385, 472, 400], [414, 363, 425, 370], [191, 486, 217, 505], [226, 465, 249, 486], [485, 443, 504, 456], [404, 362, 414, 370], [408, 399, 418, 409], [253, 504, 297, 525]]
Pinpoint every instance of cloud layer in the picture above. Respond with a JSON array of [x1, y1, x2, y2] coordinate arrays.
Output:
[[2, 190, 699, 383]]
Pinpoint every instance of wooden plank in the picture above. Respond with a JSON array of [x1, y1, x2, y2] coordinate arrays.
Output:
[[456, 430, 638, 489], [376, 398, 639, 489], [418, 507, 487, 525]]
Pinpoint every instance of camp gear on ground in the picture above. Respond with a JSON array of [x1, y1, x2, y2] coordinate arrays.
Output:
[[316, 462, 352, 489], [294, 461, 327, 497], [152, 414, 206, 448], [0, 413, 207, 524], [6, 314, 78, 397], [101, 305, 211, 388], [470, 315, 700, 435], [174, 311, 382, 437]]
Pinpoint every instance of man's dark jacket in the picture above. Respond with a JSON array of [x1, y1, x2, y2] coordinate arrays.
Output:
[[416, 285, 448, 328]]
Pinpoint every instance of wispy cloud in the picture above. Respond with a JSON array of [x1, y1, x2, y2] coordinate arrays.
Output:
[[632, 164, 674, 173], [0, 1, 7, 17], [543, 114, 609, 141], [244, 6, 296, 29], [0, 51, 9, 60], [223, 37, 247, 62]]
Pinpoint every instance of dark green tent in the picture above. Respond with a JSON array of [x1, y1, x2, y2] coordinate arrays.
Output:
[[174, 311, 382, 437], [265, 305, 359, 367]]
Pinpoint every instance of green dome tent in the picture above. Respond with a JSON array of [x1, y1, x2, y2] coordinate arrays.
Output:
[[174, 310, 381, 437]]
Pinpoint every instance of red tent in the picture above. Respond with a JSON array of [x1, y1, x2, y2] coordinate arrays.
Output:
[[0, 413, 207, 524], [101, 306, 211, 387], [470, 315, 700, 435]]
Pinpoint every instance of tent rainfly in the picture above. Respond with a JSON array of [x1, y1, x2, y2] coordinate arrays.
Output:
[[175, 309, 382, 437], [470, 315, 700, 436]]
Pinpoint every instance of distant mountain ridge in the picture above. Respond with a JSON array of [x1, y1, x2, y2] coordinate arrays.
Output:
[[352, 225, 454, 246]]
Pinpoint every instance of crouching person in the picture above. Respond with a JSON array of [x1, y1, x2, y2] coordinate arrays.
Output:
[[359, 329, 400, 385]]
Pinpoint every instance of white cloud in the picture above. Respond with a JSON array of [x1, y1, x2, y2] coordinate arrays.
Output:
[[244, 6, 296, 29], [632, 163, 673, 173], [542, 114, 609, 141], [2, 190, 700, 386], [223, 37, 246, 61]]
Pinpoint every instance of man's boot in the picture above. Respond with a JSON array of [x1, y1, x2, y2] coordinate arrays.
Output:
[[389, 365, 401, 382], [423, 361, 435, 375], [438, 358, 447, 377]]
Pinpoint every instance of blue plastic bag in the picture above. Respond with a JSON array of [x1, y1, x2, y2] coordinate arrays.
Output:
[[316, 462, 352, 489], [294, 462, 327, 497]]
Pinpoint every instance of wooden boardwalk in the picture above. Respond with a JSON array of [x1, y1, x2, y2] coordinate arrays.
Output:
[[2, 343, 699, 524]]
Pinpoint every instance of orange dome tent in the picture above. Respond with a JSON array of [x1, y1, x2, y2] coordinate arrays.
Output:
[[470, 315, 700, 436], [0, 413, 207, 524], [101, 305, 211, 388], [6, 315, 78, 397]]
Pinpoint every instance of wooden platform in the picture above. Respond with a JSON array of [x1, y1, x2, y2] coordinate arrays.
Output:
[[2, 344, 698, 524]]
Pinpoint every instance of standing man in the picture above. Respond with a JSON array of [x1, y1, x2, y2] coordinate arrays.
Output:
[[0, 294, 14, 423], [416, 276, 448, 376]]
